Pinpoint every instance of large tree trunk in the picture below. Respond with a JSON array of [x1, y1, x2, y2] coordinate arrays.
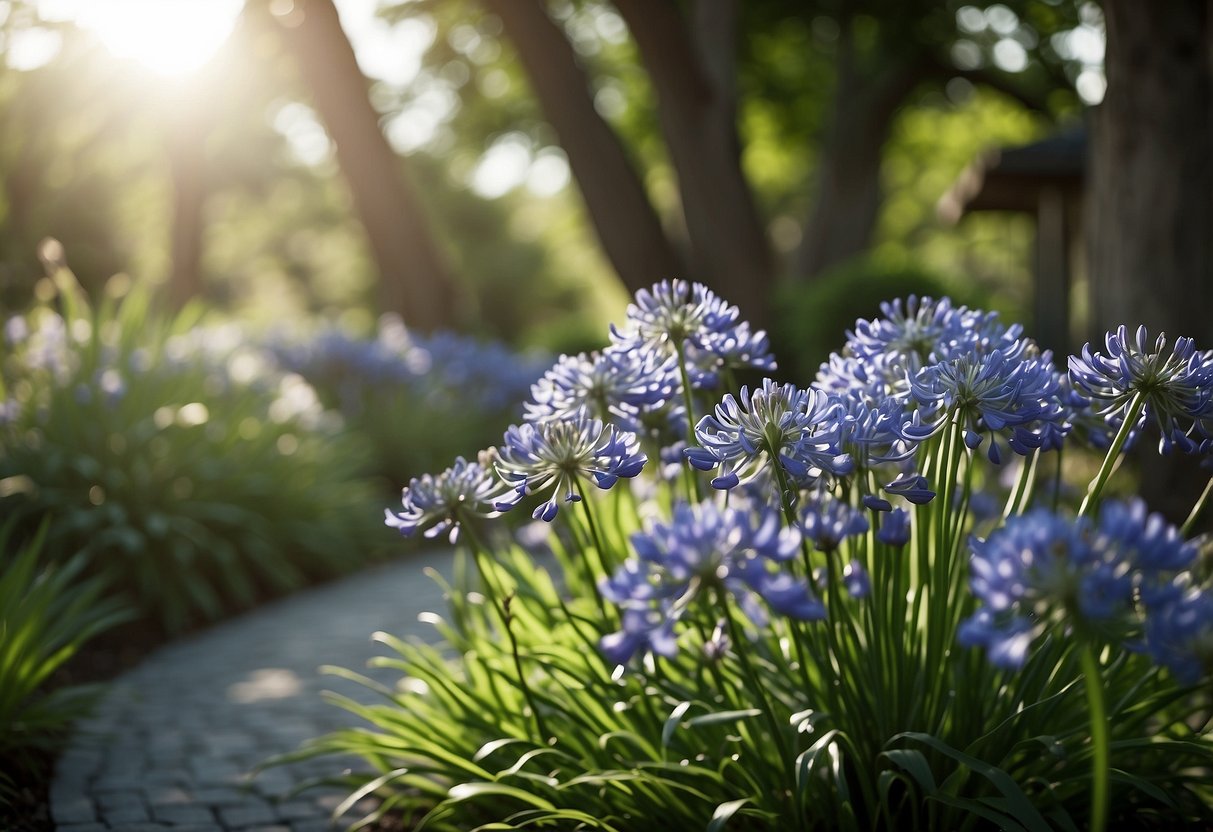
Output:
[[264, 0, 456, 332], [1087, 0, 1212, 343], [796, 26, 922, 281], [613, 0, 774, 329], [1087, 0, 1213, 525], [485, 0, 683, 296], [167, 94, 207, 310]]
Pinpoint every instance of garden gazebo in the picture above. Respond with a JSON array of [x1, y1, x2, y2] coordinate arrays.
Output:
[[938, 127, 1087, 354]]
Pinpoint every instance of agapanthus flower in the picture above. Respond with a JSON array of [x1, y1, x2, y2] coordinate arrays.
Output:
[[598, 501, 823, 664], [1143, 587, 1213, 684], [495, 409, 647, 522], [800, 497, 869, 552], [906, 349, 1064, 463], [385, 453, 511, 543], [959, 500, 1195, 669], [847, 296, 1023, 369], [608, 280, 776, 388], [524, 350, 675, 428], [1069, 325, 1213, 454], [685, 379, 851, 490]]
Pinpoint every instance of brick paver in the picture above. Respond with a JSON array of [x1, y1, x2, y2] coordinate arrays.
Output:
[[51, 549, 452, 831]]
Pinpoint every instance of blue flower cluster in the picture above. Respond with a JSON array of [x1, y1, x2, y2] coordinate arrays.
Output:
[[268, 315, 548, 417], [1069, 324, 1213, 454], [384, 282, 1213, 688], [958, 499, 1200, 671], [599, 500, 821, 665]]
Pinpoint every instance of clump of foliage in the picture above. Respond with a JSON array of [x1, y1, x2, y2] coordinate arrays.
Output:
[[0, 520, 131, 811], [265, 316, 548, 490], [772, 254, 989, 384], [0, 273, 386, 633], [286, 281, 1213, 831]]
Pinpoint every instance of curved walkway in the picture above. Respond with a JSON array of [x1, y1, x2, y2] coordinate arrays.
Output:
[[49, 548, 453, 832]]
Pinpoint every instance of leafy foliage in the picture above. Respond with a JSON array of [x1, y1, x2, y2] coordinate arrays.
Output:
[[0, 520, 131, 806], [0, 272, 386, 633]]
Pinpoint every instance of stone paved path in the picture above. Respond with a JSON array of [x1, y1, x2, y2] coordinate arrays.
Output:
[[49, 548, 453, 832]]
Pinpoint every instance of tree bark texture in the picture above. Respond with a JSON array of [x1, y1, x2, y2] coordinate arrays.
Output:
[[266, 0, 456, 332], [167, 95, 208, 310], [1086, 0, 1212, 344], [795, 27, 924, 281], [613, 0, 774, 329], [485, 0, 684, 296], [1087, 0, 1213, 524]]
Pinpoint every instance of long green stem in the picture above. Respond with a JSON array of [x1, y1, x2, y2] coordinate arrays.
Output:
[[1078, 392, 1144, 518], [722, 595, 801, 826], [1181, 475, 1213, 537], [1080, 642, 1110, 832], [459, 522, 548, 741]]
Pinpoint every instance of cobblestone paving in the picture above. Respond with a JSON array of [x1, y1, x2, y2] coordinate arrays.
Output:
[[50, 549, 453, 831]]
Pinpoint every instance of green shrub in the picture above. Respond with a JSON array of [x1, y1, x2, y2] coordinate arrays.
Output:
[[772, 254, 986, 384], [0, 521, 131, 806], [0, 275, 386, 633]]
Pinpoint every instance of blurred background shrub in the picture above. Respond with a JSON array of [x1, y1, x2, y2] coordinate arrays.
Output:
[[771, 253, 998, 384], [265, 315, 548, 492], [0, 273, 387, 633], [0, 265, 551, 634]]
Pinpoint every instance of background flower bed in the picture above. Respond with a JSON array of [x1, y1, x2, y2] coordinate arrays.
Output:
[[0, 266, 546, 825]]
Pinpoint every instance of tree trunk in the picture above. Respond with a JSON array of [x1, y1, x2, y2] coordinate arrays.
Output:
[[795, 29, 920, 281], [613, 0, 774, 329], [485, 0, 684, 296], [264, 0, 456, 332], [1086, 0, 1212, 343], [167, 95, 207, 310], [1087, 0, 1213, 525]]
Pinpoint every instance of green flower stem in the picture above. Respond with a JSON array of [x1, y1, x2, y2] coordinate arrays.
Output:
[[1079, 391, 1145, 518], [675, 339, 704, 503], [458, 522, 548, 741], [576, 479, 614, 576], [1080, 642, 1110, 832], [721, 594, 802, 827], [1181, 475, 1213, 536]]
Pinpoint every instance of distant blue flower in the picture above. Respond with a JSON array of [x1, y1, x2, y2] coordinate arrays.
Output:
[[525, 350, 675, 429], [686, 379, 850, 490], [609, 280, 776, 389], [1069, 325, 1213, 454], [1143, 587, 1213, 684], [876, 508, 911, 547], [385, 453, 511, 543], [847, 296, 1023, 369], [906, 349, 1064, 463], [800, 497, 869, 552], [495, 409, 646, 522], [598, 501, 822, 664]]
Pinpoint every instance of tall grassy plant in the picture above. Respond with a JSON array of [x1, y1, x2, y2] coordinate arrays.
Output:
[[0, 273, 385, 632], [285, 284, 1213, 830], [0, 521, 131, 806]]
